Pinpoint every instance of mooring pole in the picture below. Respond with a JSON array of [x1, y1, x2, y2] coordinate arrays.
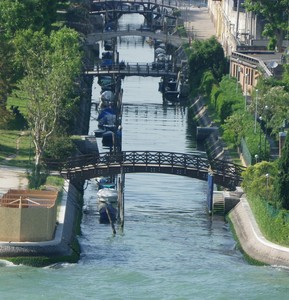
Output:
[[207, 171, 214, 215], [118, 170, 125, 231], [106, 206, 116, 235]]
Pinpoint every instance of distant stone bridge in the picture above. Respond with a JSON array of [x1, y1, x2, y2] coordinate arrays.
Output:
[[61, 151, 246, 190]]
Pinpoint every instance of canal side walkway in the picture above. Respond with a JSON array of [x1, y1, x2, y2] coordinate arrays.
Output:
[[183, 6, 216, 40]]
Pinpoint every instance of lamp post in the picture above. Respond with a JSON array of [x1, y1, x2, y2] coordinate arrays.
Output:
[[265, 173, 269, 202], [254, 89, 258, 134], [236, 59, 240, 93], [259, 116, 262, 159], [264, 105, 268, 160], [244, 73, 248, 110], [254, 154, 258, 164]]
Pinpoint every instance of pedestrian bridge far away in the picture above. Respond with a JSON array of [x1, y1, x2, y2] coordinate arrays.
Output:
[[61, 151, 245, 190]]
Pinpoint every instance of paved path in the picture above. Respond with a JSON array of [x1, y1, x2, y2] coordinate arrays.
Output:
[[0, 165, 28, 196], [183, 7, 216, 40]]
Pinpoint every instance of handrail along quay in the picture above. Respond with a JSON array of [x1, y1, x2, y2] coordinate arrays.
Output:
[[61, 151, 246, 190]]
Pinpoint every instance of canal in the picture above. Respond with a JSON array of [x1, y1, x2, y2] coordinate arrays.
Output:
[[78, 14, 289, 300], [0, 12, 289, 300]]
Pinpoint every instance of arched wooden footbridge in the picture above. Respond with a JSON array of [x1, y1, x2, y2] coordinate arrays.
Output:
[[60, 151, 246, 190]]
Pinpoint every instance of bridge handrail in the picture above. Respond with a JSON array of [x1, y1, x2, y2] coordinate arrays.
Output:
[[87, 62, 174, 71], [61, 151, 246, 179], [92, 0, 180, 9], [62, 150, 208, 168]]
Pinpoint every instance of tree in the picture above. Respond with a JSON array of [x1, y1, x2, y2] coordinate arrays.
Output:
[[14, 28, 82, 181], [244, 0, 289, 51], [248, 85, 289, 139], [0, 0, 67, 37], [0, 36, 11, 107], [242, 161, 277, 202], [215, 75, 244, 123], [274, 133, 289, 209], [0, 34, 15, 128], [188, 37, 228, 96], [222, 112, 251, 147]]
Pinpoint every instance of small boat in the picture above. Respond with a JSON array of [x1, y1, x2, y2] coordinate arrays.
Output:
[[96, 177, 116, 189], [97, 188, 118, 224], [164, 90, 179, 104], [94, 128, 106, 137], [102, 130, 114, 147]]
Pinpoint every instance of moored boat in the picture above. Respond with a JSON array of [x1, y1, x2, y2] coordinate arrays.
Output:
[[97, 188, 118, 224]]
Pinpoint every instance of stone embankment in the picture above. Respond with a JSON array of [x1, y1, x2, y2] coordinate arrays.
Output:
[[229, 196, 289, 267], [191, 95, 289, 268]]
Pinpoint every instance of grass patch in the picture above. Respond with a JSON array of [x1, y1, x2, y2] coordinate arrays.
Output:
[[44, 175, 64, 188], [247, 194, 289, 247], [0, 130, 33, 168], [7, 93, 28, 117]]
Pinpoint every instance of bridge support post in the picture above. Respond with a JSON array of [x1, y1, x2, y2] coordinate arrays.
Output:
[[118, 169, 125, 231], [207, 173, 214, 215]]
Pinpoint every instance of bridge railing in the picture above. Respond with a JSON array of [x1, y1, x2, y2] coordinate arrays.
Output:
[[60, 151, 245, 187], [210, 159, 246, 180], [62, 151, 210, 171], [85, 62, 175, 75], [92, 0, 180, 9]]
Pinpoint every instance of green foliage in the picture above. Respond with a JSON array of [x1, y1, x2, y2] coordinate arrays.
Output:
[[247, 194, 289, 247], [209, 84, 221, 109], [244, 0, 289, 51], [214, 75, 244, 123], [0, 0, 66, 37], [172, 10, 181, 17], [44, 176, 64, 188], [274, 134, 289, 209], [176, 26, 187, 37], [43, 134, 76, 170], [0, 108, 13, 129], [199, 70, 216, 97], [188, 37, 228, 96], [0, 34, 15, 107], [0, 130, 33, 168], [13, 27, 82, 168], [6, 106, 28, 130], [247, 85, 289, 140], [27, 165, 48, 189], [242, 161, 278, 202], [222, 113, 252, 147]]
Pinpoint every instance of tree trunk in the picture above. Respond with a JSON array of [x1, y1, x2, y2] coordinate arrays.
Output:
[[276, 29, 284, 52]]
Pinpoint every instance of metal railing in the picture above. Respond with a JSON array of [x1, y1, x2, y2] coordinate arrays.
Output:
[[60, 151, 245, 188], [85, 62, 177, 77], [92, 0, 180, 9]]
